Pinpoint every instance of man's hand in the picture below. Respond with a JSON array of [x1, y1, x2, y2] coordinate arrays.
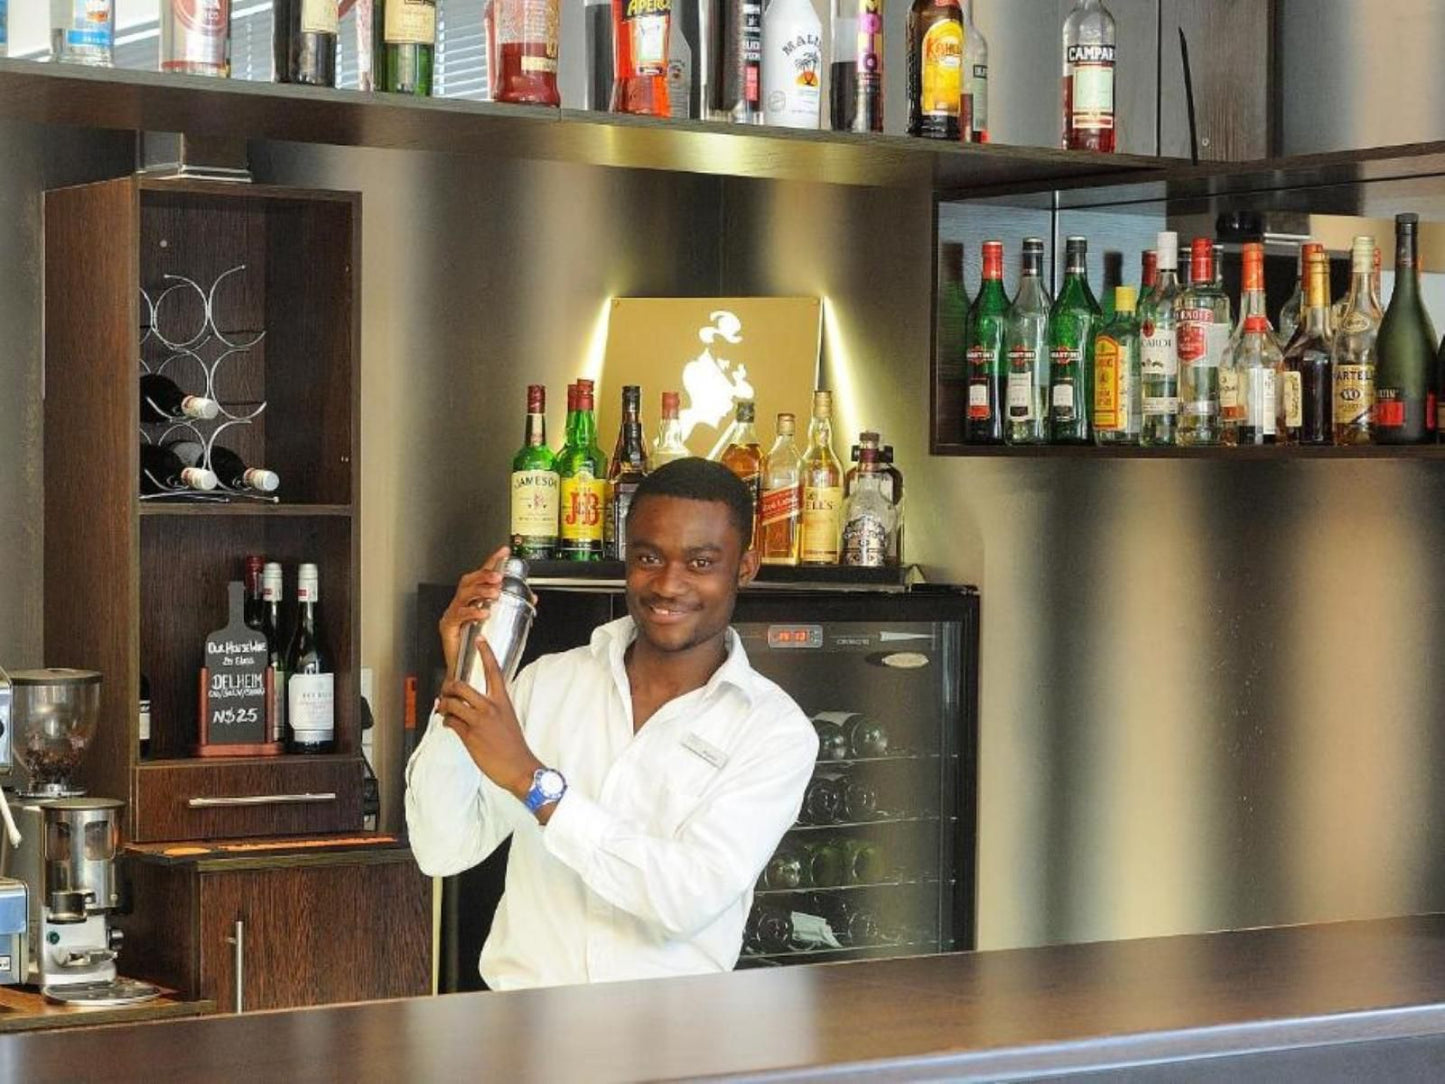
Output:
[[439, 545, 511, 678], [439, 638, 544, 809]]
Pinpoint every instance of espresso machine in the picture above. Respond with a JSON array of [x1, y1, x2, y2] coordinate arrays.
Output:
[[0, 666, 157, 1004]]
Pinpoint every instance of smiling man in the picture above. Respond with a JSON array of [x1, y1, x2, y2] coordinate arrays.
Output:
[[405, 458, 818, 990]]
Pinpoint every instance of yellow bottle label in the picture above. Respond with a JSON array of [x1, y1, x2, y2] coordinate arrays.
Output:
[[1093, 336, 1121, 431], [1282, 371, 1303, 429], [385, 0, 436, 45], [1334, 363, 1374, 429], [510, 470, 559, 539], [920, 19, 964, 119], [559, 473, 606, 542], [801, 486, 842, 562], [302, 0, 339, 35]]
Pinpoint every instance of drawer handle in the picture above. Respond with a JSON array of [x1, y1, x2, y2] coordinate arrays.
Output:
[[187, 792, 338, 809]]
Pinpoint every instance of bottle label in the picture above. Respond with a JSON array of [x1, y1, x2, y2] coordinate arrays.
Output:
[[297, 582, 318, 603], [920, 18, 963, 120], [1282, 371, 1303, 429], [138, 697, 151, 743], [841, 515, 888, 568], [496, 0, 558, 65], [1375, 389, 1406, 429], [760, 483, 802, 527], [288, 673, 335, 744], [385, 0, 436, 45], [966, 61, 988, 132], [63, 0, 114, 49], [1067, 43, 1115, 130], [1220, 367, 1242, 418], [765, 28, 823, 122], [1247, 368, 1277, 435], [1334, 364, 1375, 430], [1143, 395, 1179, 417], [1093, 335, 1122, 431], [510, 469, 560, 541], [163, 0, 230, 68], [301, 0, 339, 35], [857, 0, 883, 93], [1177, 310, 1225, 366], [1006, 367, 1034, 420], [1141, 327, 1177, 378], [801, 485, 842, 562], [967, 380, 991, 418], [622, 0, 670, 74], [1049, 346, 1081, 423], [667, 29, 691, 119], [560, 473, 606, 546]]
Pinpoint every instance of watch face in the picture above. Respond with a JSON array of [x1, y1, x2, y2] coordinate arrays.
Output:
[[538, 769, 566, 800]]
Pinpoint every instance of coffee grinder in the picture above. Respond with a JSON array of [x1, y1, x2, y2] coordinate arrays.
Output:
[[0, 667, 158, 1004]]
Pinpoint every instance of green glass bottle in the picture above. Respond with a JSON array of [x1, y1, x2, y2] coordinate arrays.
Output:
[[510, 384, 560, 560], [374, 0, 435, 95], [1048, 235, 1102, 444], [964, 239, 1010, 444], [1092, 285, 1141, 445], [1004, 238, 1052, 446], [1376, 213, 1437, 444], [558, 379, 608, 560]]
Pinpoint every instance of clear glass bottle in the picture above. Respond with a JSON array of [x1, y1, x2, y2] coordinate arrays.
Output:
[[961, 0, 989, 142], [51, 0, 115, 66], [840, 434, 897, 568], [651, 391, 691, 466], [1177, 238, 1231, 446], [1280, 244, 1333, 446], [1278, 245, 1307, 348], [1220, 241, 1271, 446], [1139, 231, 1181, 446], [1062, 0, 1116, 153], [1048, 235, 1102, 444], [285, 562, 335, 755], [162, 0, 231, 76], [1332, 236, 1384, 446], [760, 412, 803, 566], [1093, 285, 1141, 445], [1137, 249, 1158, 311], [800, 390, 844, 565], [1004, 238, 1052, 446], [1235, 314, 1282, 446]]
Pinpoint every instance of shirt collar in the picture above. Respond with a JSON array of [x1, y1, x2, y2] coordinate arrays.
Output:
[[589, 616, 759, 705]]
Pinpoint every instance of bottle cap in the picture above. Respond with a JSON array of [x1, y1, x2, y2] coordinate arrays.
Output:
[[736, 399, 756, 422], [298, 562, 319, 586], [526, 384, 545, 412], [1114, 285, 1138, 313], [661, 391, 680, 417], [1350, 235, 1375, 271], [812, 390, 833, 418], [776, 412, 796, 434], [1156, 231, 1179, 269], [262, 561, 283, 590]]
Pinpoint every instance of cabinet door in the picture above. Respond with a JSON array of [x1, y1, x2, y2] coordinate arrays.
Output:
[[199, 860, 431, 1012]]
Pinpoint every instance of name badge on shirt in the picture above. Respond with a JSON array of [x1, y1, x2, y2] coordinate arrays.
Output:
[[682, 732, 729, 770]]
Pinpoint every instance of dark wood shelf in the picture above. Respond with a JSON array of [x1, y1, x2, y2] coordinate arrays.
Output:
[[135, 752, 358, 771], [931, 442, 1445, 459], [138, 502, 354, 517]]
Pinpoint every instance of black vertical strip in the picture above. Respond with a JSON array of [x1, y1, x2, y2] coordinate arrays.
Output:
[[1154, 0, 1164, 157]]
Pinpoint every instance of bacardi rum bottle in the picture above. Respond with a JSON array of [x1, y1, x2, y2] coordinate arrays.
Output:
[[1062, 0, 1116, 152], [800, 391, 843, 565], [906, 0, 963, 140], [651, 391, 691, 466], [1138, 249, 1158, 311], [559, 380, 607, 561], [510, 384, 560, 560], [1375, 213, 1437, 444], [1139, 231, 1181, 446], [1048, 235, 1102, 444], [1004, 238, 1052, 446], [841, 434, 896, 568], [1177, 238, 1230, 446], [1332, 236, 1383, 446], [965, 239, 1009, 444], [760, 413, 803, 566], [719, 400, 763, 551], [605, 384, 649, 560]]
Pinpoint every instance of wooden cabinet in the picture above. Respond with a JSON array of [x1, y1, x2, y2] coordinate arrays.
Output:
[[119, 843, 432, 1012]]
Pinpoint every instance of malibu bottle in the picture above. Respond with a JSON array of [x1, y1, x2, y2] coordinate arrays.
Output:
[[965, 239, 1009, 444], [1048, 235, 1102, 444], [1376, 213, 1437, 444]]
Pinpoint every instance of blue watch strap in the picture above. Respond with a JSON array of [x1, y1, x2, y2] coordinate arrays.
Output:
[[524, 767, 566, 813]]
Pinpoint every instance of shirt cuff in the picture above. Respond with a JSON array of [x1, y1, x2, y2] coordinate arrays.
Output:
[[542, 786, 611, 878]]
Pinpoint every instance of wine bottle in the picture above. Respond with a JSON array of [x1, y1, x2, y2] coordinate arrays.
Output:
[[810, 893, 881, 946], [1139, 232, 1182, 446], [745, 903, 794, 954], [799, 775, 841, 825], [243, 555, 266, 632], [1048, 235, 1102, 444], [274, 0, 338, 87], [818, 772, 877, 822], [800, 839, 846, 887], [138, 673, 151, 759], [165, 439, 280, 494], [261, 561, 288, 746], [812, 710, 889, 758], [1376, 213, 1438, 444], [763, 844, 806, 890], [140, 443, 217, 494], [842, 838, 886, 884], [965, 239, 1010, 445], [374, 0, 435, 95], [510, 384, 559, 561], [606, 385, 651, 560], [285, 562, 335, 754], [812, 717, 849, 761], [140, 373, 219, 423]]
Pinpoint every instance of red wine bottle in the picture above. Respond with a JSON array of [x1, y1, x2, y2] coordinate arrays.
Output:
[[140, 443, 217, 494], [274, 0, 339, 87], [140, 373, 219, 424], [285, 563, 335, 754], [164, 439, 280, 493]]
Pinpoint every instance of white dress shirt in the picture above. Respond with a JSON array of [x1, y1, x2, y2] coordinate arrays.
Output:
[[405, 616, 818, 990]]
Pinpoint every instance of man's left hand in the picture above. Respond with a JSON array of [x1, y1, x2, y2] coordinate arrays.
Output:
[[439, 639, 543, 806]]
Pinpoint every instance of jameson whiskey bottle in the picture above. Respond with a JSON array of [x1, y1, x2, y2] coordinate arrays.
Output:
[[559, 380, 608, 560], [965, 239, 1009, 444], [510, 384, 559, 560], [1093, 285, 1141, 445], [605, 384, 649, 560], [1375, 213, 1437, 444], [1281, 245, 1333, 446], [906, 0, 963, 139], [720, 400, 763, 551], [800, 390, 844, 565], [1332, 236, 1383, 446], [1048, 235, 1102, 444], [1139, 231, 1181, 446], [1177, 238, 1230, 446], [1004, 238, 1052, 445], [760, 413, 803, 565]]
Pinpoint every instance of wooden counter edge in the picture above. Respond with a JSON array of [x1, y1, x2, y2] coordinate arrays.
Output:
[[0, 986, 215, 1035]]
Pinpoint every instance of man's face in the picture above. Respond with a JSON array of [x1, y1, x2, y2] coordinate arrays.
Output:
[[624, 495, 759, 655]]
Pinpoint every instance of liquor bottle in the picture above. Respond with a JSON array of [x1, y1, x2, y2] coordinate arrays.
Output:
[[800, 776, 841, 825], [165, 439, 281, 494], [1277, 246, 1307, 348], [355, 0, 374, 89], [1220, 241, 1271, 446], [243, 555, 266, 631], [140, 443, 217, 494], [485, 0, 561, 105], [285, 562, 334, 754], [1004, 238, 1052, 446], [138, 673, 151, 759], [709, 0, 763, 123], [611, 0, 671, 116], [760, 412, 804, 566], [261, 561, 287, 745], [906, 0, 963, 140], [510, 384, 560, 561], [274, 0, 338, 86], [557, 382, 579, 462], [51, 0, 114, 65], [1048, 235, 1102, 444], [880, 445, 904, 565], [140, 373, 219, 423], [1281, 245, 1333, 446], [1061, 0, 1116, 153], [374, 0, 435, 95], [1138, 249, 1158, 310], [584, 0, 614, 109], [812, 715, 849, 760], [763, 844, 805, 889], [745, 903, 793, 953], [801, 839, 846, 887], [666, 0, 693, 120], [841, 434, 896, 567], [800, 390, 844, 565], [1375, 213, 1438, 445], [559, 380, 608, 560], [842, 837, 885, 883], [965, 239, 1009, 445], [606, 385, 650, 560], [161, 0, 231, 76], [651, 391, 691, 466], [830, 0, 883, 133], [1140, 231, 1181, 446], [1093, 285, 1141, 446], [1234, 315, 1282, 446], [1333, 236, 1384, 446], [762, 0, 823, 129], [1177, 238, 1231, 447], [961, 0, 988, 142]]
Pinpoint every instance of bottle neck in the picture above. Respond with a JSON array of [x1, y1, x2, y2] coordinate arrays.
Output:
[[656, 416, 685, 448], [576, 403, 598, 448], [1155, 266, 1179, 291], [1394, 226, 1423, 302], [809, 415, 834, 452], [732, 420, 759, 446], [524, 412, 546, 448]]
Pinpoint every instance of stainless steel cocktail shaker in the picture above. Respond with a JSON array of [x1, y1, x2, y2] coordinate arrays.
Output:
[[455, 558, 535, 696]]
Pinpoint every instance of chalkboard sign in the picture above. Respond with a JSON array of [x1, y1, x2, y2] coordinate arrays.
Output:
[[196, 580, 282, 757]]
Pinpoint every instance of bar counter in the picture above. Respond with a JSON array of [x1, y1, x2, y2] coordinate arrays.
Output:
[[11, 915, 1445, 1082]]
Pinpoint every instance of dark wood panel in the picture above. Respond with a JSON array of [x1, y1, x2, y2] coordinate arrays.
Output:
[[112, 857, 201, 996], [198, 861, 431, 1012], [1160, 1, 1276, 162], [0, 984, 210, 1034]]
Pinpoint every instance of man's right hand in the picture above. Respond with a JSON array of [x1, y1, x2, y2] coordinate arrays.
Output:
[[439, 545, 511, 678]]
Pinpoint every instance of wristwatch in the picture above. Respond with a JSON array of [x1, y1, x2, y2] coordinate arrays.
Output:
[[523, 767, 567, 813]]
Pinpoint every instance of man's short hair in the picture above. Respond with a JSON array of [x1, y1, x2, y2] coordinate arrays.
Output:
[[627, 458, 754, 548]]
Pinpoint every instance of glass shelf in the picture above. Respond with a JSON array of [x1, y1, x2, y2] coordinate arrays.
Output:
[[755, 876, 943, 898], [788, 814, 944, 833]]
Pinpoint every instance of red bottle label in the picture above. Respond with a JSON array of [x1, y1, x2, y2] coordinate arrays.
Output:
[[1375, 395, 1406, 428], [1429, 391, 1439, 432]]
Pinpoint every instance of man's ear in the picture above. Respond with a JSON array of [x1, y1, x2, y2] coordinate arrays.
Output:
[[737, 547, 761, 587]]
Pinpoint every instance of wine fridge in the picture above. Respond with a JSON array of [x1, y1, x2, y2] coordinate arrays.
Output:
[[413, 569, 978, 990]]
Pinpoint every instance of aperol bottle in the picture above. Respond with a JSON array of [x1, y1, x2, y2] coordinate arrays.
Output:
[[611, 0, 671, 116]]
